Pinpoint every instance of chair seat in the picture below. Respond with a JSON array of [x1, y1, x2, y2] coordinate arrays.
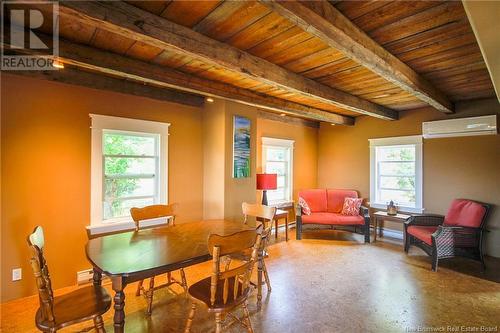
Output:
[[188, 276, 251, 312], [407, 226, 439, 245], [36, 285, 112, 330]]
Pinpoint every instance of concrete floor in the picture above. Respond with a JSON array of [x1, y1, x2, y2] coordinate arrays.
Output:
[[2, 229, 500, 333]]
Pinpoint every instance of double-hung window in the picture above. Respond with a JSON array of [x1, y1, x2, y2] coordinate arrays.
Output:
[[261, 137, 294, 205], [90, 114, 169, 234], [369, 135, 423, 213]]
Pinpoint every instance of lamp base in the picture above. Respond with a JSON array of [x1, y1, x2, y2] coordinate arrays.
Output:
[[261, 190, 268, 206]]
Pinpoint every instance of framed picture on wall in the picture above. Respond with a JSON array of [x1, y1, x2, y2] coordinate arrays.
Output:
[[233, 115, 251, 178]]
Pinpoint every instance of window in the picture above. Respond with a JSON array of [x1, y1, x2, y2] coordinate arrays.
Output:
[[369, 135, 423, 213], [262, 137, 294, 205], [90, 114, 169, 234]]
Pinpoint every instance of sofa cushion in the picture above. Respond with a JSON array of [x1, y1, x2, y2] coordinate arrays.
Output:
[[298, 190, 327, 213], [327, 189, 358, 213], [407, 226, 438, 245], [341, 197, 363, 216], [444, 199, 486, 228], [302, 212, 365, 225]]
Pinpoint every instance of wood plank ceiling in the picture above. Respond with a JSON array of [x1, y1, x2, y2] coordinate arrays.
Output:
[[4, 0, 495, 125]]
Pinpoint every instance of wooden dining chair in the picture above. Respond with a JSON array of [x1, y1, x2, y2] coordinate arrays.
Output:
[[130, 203, 188, 315], [224, 203, 276, 309], [184, 229, 262, 333], [242, 203, 276, 308], [28, 226, 111, 333]]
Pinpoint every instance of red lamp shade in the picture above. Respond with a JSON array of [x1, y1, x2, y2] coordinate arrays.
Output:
[[256, 173, 277, 190]]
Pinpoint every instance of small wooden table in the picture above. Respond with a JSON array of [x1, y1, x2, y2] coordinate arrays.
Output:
[[373, 211, 411, 242], [274, 209, 289, 241], [86, 220, 254, 332]]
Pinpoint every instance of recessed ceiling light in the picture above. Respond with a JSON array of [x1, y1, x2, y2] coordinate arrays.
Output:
[[331, 123, 336, 126], [206, 97, 214, 103], [280, 113, 286, 117], [52, 60, 64, 69]]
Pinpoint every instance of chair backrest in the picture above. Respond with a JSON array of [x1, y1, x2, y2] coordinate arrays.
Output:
[[207, 230, 262, 306], [27, 226, 55, 323], [444, 199, 490, 228], [130, 203, 178, 231], [242, 203, 276, 240]]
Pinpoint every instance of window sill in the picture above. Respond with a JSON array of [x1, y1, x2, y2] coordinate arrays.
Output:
[[268, 200, 294, 209], [87, 216, 171, 236], [370, 203, 424, 214]]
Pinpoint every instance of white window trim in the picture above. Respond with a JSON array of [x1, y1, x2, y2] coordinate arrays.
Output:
[[262, 137, 294, 205], [369, 135, 424, 214], [88, 114, 170, 235]]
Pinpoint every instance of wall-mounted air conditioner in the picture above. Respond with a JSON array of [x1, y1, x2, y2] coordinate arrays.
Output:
[[422, 115, 497, 139]]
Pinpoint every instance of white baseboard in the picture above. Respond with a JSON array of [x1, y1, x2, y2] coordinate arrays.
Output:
[[378, 228, 404, 240]]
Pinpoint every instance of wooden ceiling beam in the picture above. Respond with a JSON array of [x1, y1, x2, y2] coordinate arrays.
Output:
[[3, 36, 354, 125], [6, 67, 205, 107], [57, 1, 396, 120], [261, 0, 454, 114]]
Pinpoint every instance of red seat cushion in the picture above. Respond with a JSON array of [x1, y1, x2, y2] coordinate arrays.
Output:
[[298, 190, 327, 213], [302, 212, 365, 225], [407, 226, 438, 245], [327, 189, 358, 213], [444, 199, 486, 228]]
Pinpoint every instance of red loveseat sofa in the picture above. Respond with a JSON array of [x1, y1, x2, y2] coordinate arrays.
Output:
[[296, 189, 371, 243]]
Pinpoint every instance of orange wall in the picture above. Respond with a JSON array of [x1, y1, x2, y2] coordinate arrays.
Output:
[[1, 74, 204, 301], [318, 99, 500, 257], [256, 118, 319, 203]]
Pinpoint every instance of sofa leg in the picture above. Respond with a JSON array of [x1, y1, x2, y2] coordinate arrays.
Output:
[[404, 235, 410, 253], [431, 254, 438, 272], [296, 217, 302, 240], [364, 226, 370, 243], [479, 249, 486, 271]]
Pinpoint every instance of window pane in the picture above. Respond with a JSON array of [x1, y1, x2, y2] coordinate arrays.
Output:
[[103, 132, 156, 156], [268, 189, 285, 201], [103, 197, 155, 220], [266, 148, 285, 161], [266, 161, 286, 176], [379, 189, 415, 206], [104, 157, 155, 176], [104, 178, 155, 200], [377, 146, 415, 161], [379, 161, 415, 176], [277, 176, 285, 187], [380, 176, 415, 191]]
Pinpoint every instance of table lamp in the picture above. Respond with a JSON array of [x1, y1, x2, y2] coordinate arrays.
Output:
[[256, 173, 277, 206]]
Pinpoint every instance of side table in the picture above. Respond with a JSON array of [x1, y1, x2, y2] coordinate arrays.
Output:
[[274, 209, 289, 241], [373, 211, 411, 242]]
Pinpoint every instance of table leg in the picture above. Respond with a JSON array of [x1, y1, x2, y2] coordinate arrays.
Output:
[[275, 218, 278, 239], [374, 217, 378, 242], [378, 217, 383, 239], [112, 277, 126, 333], [257, 249, 263, 310], [93, 268, 102, 286], [285, 217, 288, 241]]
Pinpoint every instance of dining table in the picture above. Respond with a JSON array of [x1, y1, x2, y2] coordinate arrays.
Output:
[[86, 219, 255, 333]]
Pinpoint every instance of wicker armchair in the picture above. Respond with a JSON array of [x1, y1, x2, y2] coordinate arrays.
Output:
[[404, 199, 490, 271]]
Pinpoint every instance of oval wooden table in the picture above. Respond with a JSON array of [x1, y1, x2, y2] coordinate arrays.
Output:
[[86, 220, 254, 333]]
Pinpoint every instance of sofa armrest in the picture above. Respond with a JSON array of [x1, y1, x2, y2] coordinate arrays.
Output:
[[406, 214, 444, 227], [433, 225, 481, 251], [360, 206, 369, 219], [295, 203, 302, 217]]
